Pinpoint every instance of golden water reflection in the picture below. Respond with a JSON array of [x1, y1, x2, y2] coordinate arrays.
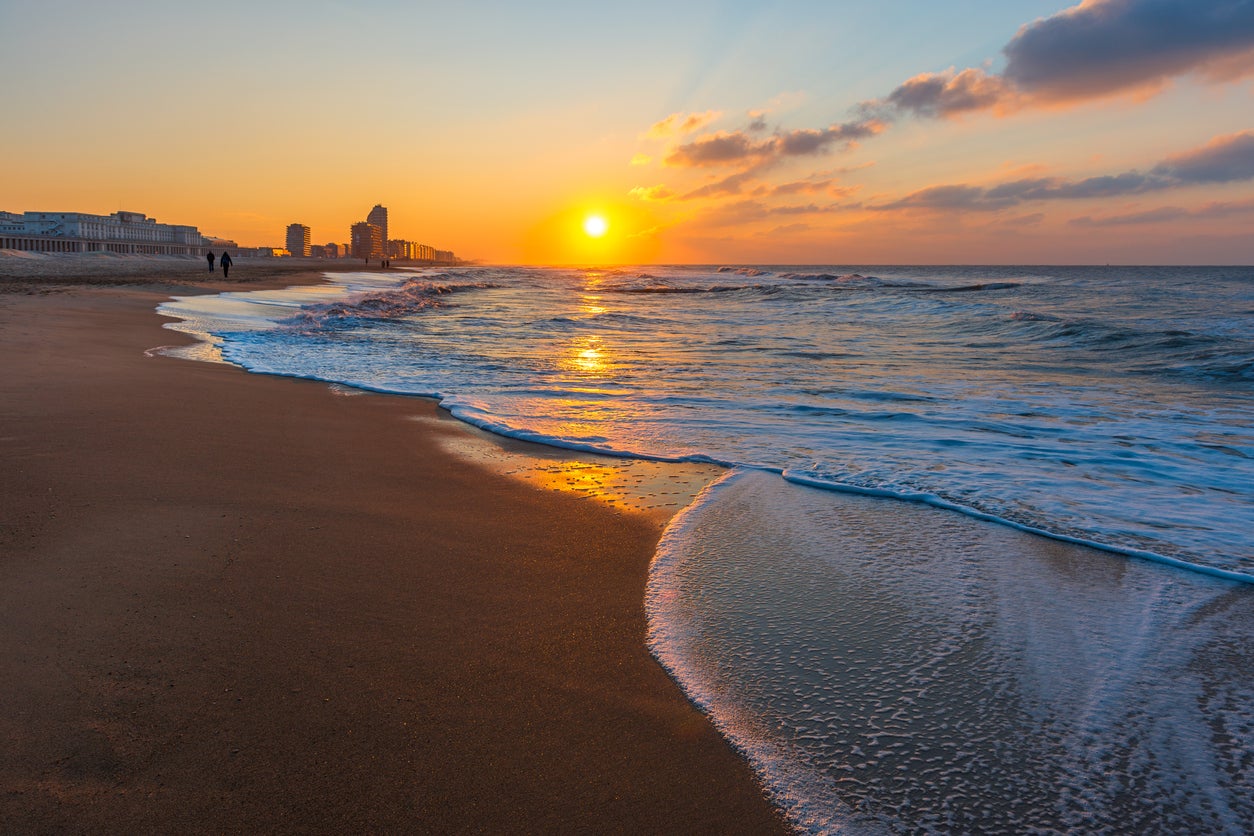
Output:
[[564, 334, 610, 376], [411, 414, 723, 523]]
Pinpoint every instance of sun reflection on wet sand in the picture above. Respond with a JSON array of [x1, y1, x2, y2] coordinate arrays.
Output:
[[409, 413, 723, 524]]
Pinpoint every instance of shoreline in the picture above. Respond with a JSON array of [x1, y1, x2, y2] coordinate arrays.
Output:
[[0, 268, 788, 832]]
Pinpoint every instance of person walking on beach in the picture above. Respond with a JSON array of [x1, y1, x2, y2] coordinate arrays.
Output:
[[206, 251, 215, 272], [220, 251, 232, 278]]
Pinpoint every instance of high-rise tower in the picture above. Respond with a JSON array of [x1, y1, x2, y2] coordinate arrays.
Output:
[[367, 205, 388, 247], [285, 223, 311, 257]]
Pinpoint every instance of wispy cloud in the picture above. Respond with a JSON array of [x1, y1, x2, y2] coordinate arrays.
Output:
[[769, 177, 852, 198], [627, 185, 675, 201], [646, 110, 723, 139], [872, 130, 1254, 212], [679, 169, 762, 200], [1071, 197, 1254, 226]]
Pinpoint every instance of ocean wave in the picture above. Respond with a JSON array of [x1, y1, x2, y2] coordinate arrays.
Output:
[[607, 280, 771, 295], [1006, 313, 1254, 383], [717, 266, 772, 277], [283, 279, 497, 327], [778, 271, 877, 284]]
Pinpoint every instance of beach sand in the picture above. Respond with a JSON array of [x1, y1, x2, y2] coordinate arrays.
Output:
[[0, 259, 788, 833]]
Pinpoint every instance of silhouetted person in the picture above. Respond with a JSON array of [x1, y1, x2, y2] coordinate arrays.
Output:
[[220, 251, 232, 278], [206, 252, 215, 272]]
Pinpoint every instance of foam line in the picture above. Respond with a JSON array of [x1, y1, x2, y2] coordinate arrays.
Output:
[[781, 470, 1254, 585]]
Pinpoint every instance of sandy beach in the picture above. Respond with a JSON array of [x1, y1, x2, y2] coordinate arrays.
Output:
[[0, 256, 787, 833]]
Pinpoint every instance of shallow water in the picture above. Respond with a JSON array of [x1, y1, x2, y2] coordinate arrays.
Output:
[[648, 470, 1253, 833]]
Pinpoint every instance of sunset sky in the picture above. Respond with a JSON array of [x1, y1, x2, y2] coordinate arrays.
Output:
[[3, 0, 1253, 264]]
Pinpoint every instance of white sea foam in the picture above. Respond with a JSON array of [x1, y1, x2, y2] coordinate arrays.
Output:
[[648, 470, 1254, 833]]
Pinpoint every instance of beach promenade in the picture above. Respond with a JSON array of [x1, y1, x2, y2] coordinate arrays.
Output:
[[0, 255, 786, 833]]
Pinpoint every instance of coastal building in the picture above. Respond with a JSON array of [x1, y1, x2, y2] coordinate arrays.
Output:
[[350, 222, 382, 261], [285, 223, 311, 257], [367, 204, 388, 247], [0, 209, 208, 255], [205, 237, 239, 254]]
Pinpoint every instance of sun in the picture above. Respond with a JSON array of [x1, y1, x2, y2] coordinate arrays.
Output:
[[583, 214, 609, 238]]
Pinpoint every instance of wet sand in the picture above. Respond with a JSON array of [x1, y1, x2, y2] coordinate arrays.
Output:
[[0, 261, 788, 833]]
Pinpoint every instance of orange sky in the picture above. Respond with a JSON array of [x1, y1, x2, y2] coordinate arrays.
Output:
[[2, 1, 1253, 264]]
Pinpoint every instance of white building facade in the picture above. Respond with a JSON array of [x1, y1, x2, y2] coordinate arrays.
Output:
[[0, 210, 208, 255]]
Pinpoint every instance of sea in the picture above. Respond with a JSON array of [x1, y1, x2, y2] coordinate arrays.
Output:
[[159, 265, 1254, 833]]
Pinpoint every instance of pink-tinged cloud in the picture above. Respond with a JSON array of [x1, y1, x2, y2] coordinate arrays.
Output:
[[1151, 130, 1254, 182], [647, 110, 723, 138], [872, 129, 1254, 212], [871, 0, 1254, 119], [1070, 197, 1254, 225], [680, 169, 761, 200], [770, 178, 851, 197]]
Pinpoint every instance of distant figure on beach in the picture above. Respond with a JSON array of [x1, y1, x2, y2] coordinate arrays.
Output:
[[220, 251, 232, 278], [206, 252, 215, 272]]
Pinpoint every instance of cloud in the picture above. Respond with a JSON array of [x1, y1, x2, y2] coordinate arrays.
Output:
[[767, 223, 814, 235], [874, 184, 1009, 212], [630, 153, 653, 166], [680, 169, 760, 200], [665, 121, 882, 168], [770, 177, 850, 197], [1151, 130, 1254, 183], [872, 130, 1254, 212], [628, 185, 675, 201], [777, 122, 881, 155], [985, 171, 1167, 200], [879, 67, 1015, 118], [1000, 212, 1046, 227], [868, 0, 1254, 120], [691, 198, 846, 229], [1070, 197, 1254, 226], [664, 131, 775, 167], [1002, 0, 1254, 102], [646, 110, 723, 138], [1069, 206, 1190, 226]]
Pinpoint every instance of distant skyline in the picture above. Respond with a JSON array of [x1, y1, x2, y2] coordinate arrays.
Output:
[[3, 0, 1253, 264]]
